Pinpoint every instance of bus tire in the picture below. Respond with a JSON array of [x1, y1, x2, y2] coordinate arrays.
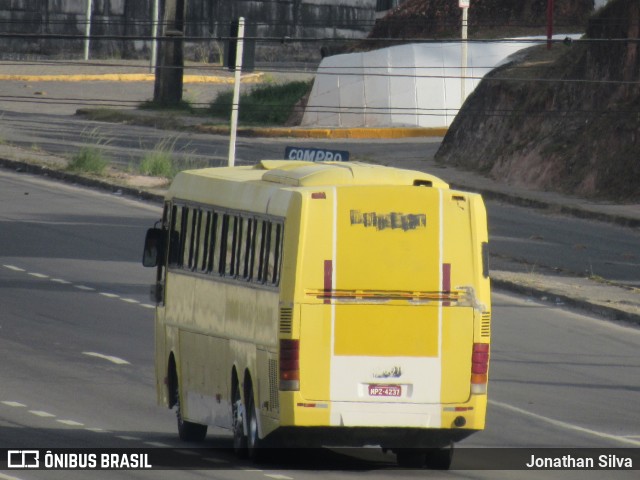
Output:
[[174, 380, 208, 442], [232, 381, 248, 456], [396, 449, 426, 468], [246, 389, 264, 461], [425, 443, 453, 470]]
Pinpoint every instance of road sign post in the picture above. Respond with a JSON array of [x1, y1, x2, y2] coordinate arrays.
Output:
[[228, 17, 245, 167]]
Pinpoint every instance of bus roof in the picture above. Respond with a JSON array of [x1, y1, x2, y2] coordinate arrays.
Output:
[[166, 161, 450, 214], [170, 160, 449, 191]]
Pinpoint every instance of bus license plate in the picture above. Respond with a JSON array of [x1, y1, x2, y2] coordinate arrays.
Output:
[[368, 384, 401, 397]]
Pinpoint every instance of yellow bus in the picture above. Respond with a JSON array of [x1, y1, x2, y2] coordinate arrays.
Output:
[[142, 160, 491, 468]]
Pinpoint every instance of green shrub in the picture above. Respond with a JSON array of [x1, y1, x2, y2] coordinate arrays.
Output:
[[67, 147, 108, 175], [209, 80, 312, 125]]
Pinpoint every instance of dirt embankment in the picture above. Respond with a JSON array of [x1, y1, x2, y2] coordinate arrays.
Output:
[[435, 0, 640, 202]]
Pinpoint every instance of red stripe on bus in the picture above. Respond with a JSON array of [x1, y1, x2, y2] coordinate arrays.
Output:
[[442, 263, 451, 306], [324, 260, 333, 304]]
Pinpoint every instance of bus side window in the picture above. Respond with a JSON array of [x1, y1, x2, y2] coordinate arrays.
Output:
[[218, 214, 230, 275], [271, 223, 283, 285], [168, 205, 182, 267], [207, 212, 220, 274], [241, 218, 255, 280], [261, 222, 273, 284], [182, 207, 197, 270], [250, 219, 263, 281], [190, 209, 203, 271], [230, 215, 242, 277], [198, 211, 212, 272]]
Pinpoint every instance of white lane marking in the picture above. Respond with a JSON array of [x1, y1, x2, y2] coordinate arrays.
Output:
[[100, 292, 120, 299], [0, 473, 24, 480], [29, 410, 56, 418], [75, 285, 95, 291], [83, 352, 130, 365], [117, 435, 142, 441], [3, 264, 153, 311], [144, 442, 171, 447], [3, 265, 25, 272], [28, 272, 49, 279], [85, 427, 109, 433], [2, 401, 26, 408], [203, 458, 230, 464], [490, 399, 640, 447], [57, 419, 84, 427], [264, 475, 293, 480]]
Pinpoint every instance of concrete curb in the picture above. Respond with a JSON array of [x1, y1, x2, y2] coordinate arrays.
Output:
[[0, 157, 165, 203], [0, 73, 264, 84], [491, 278, 640, 326], [194, 124, 448, 139]]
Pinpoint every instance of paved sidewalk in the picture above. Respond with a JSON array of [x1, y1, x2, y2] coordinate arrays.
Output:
[[0, 60, 638, 325]]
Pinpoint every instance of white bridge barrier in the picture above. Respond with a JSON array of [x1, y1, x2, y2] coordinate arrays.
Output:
[[301, 38, 578, 129]]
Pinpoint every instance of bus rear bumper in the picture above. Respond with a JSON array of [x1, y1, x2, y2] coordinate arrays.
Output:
[[265, 426, 476, 449]]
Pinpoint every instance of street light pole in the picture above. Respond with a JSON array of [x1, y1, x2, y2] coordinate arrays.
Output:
[[84, 0, 93, 60], [460, 1, 469, 102], [547, 0, 554, 49]]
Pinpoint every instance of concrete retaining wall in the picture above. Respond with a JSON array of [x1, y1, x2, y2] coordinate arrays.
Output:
[[0, 0, 375, 62]]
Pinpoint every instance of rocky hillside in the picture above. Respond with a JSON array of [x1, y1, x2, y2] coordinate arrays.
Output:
[[435, 0, 640, 201], [370, 0, 593, 40]]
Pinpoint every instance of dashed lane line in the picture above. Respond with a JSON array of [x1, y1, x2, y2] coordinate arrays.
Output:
[[0, 473, 24, 480], [3, 265, 25, 272], [83, 352, 131, 365], [29, 410, 56, 418], [28, 272, 49, 279], [144, 442, 171, 448], [57, 419, 85, 427], [99, 292, 120, 299], [2, 264, 153, 311], [74, 285, 96, 291], [85, 427, 110, 433], [1, 401, 26, 408]]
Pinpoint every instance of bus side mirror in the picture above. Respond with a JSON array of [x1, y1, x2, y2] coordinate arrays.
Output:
[[143, 228, 164, 267]]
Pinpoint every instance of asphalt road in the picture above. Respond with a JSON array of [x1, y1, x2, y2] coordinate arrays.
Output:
[[1, 105, 639, 289], [1, 170, 639, 479]]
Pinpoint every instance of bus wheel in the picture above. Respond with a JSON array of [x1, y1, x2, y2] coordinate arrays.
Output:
[[232, 384, 247, 455], [396, 449, 426, 468], [246, 389, 264, 461], [175, 381, 207, 442], [425, 443, 453, 470]]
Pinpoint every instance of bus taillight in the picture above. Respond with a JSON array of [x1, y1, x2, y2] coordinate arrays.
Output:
[[471, 343, 490, 394], [280, 339, 300, 391]]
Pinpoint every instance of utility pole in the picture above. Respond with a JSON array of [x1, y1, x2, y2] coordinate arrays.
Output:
[[547, 0, 554, 49], [228, 17, 245, 167], [150, 0, 159, 73], [153, 0, 188, 106], [84, 0, 93, 61], [460, 0, 469, 102]]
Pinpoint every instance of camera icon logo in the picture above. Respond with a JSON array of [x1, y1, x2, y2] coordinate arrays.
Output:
[[7, 450, 40, 468]]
